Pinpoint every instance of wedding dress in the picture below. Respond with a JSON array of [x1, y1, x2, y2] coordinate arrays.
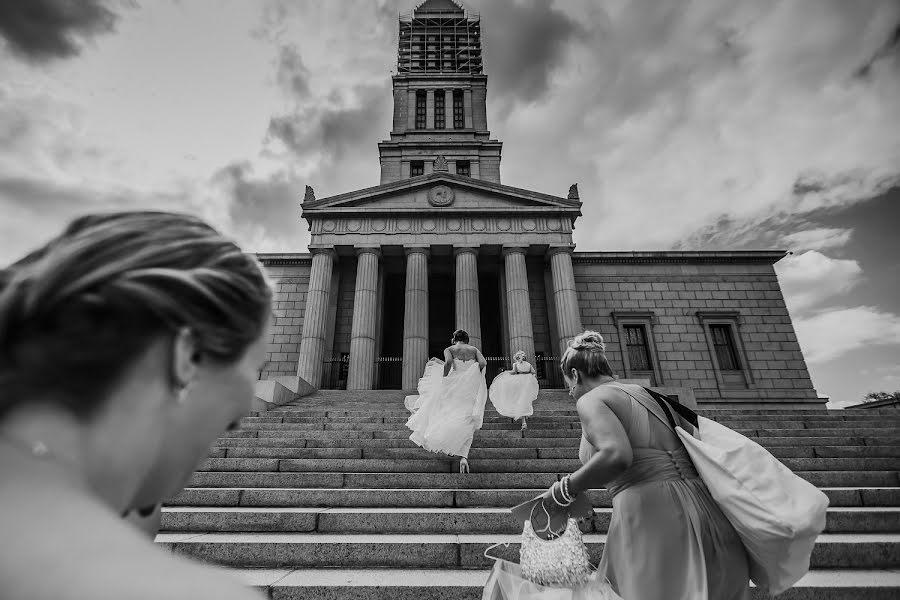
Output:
[[489, 361, 539, 419], [405, 357, 488, 458]]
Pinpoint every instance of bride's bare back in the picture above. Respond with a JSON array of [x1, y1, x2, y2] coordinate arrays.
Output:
[[443, 343, 486, 375]]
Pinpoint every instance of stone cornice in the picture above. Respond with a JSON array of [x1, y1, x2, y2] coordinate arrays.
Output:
[[255, 253, 312, 266], [302, 172, 582, 212], [572, 251, 788, 265]]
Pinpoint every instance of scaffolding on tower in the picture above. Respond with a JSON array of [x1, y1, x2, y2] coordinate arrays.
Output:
[[397, 1, 482, 75]]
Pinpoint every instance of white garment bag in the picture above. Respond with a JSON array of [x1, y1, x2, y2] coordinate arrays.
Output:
[[640, 387, 829, 596]]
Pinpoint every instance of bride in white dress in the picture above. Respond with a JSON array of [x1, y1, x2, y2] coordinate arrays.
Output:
[[405, 329, 488, 473], [489, 350, 539, 430]]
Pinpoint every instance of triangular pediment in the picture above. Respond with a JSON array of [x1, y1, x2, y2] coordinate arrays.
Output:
[[301, 173, 582, 216]]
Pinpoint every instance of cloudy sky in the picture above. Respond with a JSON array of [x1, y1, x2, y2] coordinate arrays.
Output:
[[1, 0, 898, 406]]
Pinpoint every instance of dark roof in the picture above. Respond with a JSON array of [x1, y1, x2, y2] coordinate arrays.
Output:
[[415, 0, 464, 14]]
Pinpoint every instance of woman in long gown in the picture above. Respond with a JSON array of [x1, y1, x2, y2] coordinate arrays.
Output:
[[532, 331, 750, 600], [489, 350, 538, 430], [405, 329, 488, 473]]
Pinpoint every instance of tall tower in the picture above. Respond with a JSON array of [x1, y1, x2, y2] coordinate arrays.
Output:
[[378, 0, 502, 184]]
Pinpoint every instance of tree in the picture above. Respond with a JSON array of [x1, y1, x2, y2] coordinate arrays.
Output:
[[862, 390, 900, 403]]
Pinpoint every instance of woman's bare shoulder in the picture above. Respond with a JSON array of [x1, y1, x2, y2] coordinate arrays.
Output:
[[575, 383, 630, 415], [0, 489, 263, 600]]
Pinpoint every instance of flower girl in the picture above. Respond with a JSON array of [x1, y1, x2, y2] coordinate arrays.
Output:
[[489, 350, 539, 430]]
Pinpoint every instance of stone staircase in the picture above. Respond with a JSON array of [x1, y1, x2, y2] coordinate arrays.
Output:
[[156, 390, 900, 599]]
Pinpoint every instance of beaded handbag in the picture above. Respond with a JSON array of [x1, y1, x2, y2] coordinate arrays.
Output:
[[519, 517, 592, 587], [482, 507, 621, 599]]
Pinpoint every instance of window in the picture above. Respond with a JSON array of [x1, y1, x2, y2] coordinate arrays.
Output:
[[623, 325, 652, 371], [710, 325, 740, 371], [612, 311, 662, 385], [415, 91, 427, 129], [453, 90, 464, 129], [434, 89, 445, 129], [456, 160, 470, 177], [696, 311, 753, 390], [410, 161, 424, 177]]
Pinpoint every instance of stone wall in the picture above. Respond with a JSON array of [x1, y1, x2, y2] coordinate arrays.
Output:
[[260, 263, 311, 379], [572, 256, 819, 406]]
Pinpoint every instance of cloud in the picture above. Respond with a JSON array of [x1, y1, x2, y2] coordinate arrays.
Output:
[[483, 0, 900, 249], [0, 0, 118, 63], [275, 44, 310, 98], [776, 250, 863, 313], [264, 82, 391, 192], [479, 0, 586, 105], [210, 161, 309, 252], [779, 227, 853, 252], [793, 306, 900, 364]]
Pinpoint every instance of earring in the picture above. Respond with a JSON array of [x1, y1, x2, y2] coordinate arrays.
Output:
[[176, 381, 192, 405]]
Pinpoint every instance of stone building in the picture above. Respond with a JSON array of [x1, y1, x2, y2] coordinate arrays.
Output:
[[256, 0, 819, 408]]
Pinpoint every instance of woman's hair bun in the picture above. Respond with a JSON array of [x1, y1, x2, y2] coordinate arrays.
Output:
[[570, 331, 605, 352]]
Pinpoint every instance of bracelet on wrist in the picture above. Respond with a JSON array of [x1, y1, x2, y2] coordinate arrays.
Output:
[[550, 482, 573, 507], [560, 476, 575, 504]]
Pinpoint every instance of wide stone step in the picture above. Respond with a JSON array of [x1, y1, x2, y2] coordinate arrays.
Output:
[[197, 457, 900, 473], [159, 506, 900, 534], [156, 532, 900, 569], [234, 420, 900, 432], [170, 487, 900, 509], [215, 445, 900, 460], [213, 435, 900, 450], [226, 568, 900, 600], [188, 470, 900, 489]]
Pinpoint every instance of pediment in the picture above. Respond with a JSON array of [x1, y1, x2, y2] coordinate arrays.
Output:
[[301, 173, 582, 216]]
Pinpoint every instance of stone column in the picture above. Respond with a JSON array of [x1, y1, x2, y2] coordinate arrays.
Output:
[[444, 89, 454, 129], [347, 247, 381, 390], [548, 246, 583, 355], [503, 246, 535, 363], [454, 246, 482, 350], [426, 90, 435, 129], [402, 247, 429, 389], [296, 248, 336, 387]]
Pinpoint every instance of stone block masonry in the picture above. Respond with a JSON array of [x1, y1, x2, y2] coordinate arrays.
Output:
[[573, 255, 819, 406], [260, 262, 312, 380]]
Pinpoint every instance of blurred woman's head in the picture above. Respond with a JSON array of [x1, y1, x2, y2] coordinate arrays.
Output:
[[560, 331, 616, 399], [0, 211, 272, 510], [514, 350, 526, 362]]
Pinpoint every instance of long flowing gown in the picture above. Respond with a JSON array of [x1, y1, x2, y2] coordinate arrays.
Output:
[[584, 382, 750, 600], [489, 361, 539, 419], [405, 358, 488, 458]]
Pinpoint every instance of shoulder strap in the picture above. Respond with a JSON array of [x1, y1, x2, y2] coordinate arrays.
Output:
[[642, 387, 699, 430]]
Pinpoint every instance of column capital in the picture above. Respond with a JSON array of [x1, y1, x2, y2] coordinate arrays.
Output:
[[355, 246, 382, 258], [404, 245, 430, 258], [501, 245, 529, 258], [309, 247, 337, 260], [453, 245, 480, 258], [546, 245, 576, 259]]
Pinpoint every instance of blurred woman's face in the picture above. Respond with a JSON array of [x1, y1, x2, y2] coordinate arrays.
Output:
[[131, 318, 272, 508]]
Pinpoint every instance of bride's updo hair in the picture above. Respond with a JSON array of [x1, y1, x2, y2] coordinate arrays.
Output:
[[452, 329, 469, 343], [0, 211, 272, 420], [560, 330, 615, 379], [514, 350, 526, 361]]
